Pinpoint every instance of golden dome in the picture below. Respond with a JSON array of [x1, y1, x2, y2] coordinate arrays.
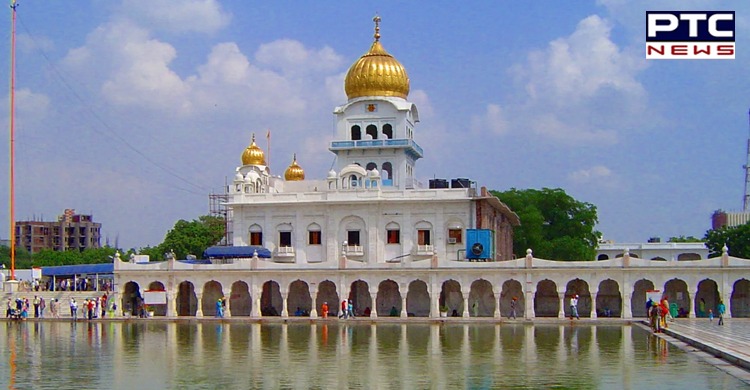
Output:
[[344, 16, 410, 100], [241, 134, 266, 166], [284, 154, 305, 181]]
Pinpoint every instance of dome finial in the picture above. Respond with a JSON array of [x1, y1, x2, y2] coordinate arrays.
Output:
[[373, 14, 381, 42]]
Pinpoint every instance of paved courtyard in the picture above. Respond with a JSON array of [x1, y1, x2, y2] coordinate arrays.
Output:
[[661, 318, 750, 384]]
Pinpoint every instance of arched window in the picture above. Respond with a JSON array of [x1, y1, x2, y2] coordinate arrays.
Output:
[[308, 223, 322, 245], [597, 254, 609, 260], [383, 124, 393, 139], [351, 125, 361, 141], [366, 162, 377, 171], [366, 124, 378, 140], [249, 224, 263, 246], [386, 222, 400, 244], [415, 221, 433, 246], [382, 162, 392, 180], [277, 223, 292, 248], [350, 174, 360, 188]]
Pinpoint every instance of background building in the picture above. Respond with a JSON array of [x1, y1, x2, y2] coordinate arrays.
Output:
[[15, 209, 102, 253]]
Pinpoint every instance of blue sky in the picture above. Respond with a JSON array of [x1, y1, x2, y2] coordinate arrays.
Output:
[[0, 0, 748, 250]]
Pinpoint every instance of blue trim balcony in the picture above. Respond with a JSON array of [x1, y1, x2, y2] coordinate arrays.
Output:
[[330, 139, 423, 159]]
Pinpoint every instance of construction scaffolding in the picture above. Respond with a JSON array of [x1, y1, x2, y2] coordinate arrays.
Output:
[[209, 191, 232, 246]]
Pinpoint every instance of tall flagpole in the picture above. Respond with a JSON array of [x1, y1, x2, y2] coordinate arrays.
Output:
[[266, 129, 271, 171], [8, 0, 18, 280]]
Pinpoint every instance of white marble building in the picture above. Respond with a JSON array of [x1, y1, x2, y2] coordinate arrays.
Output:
[[113, 18, 750, 320]]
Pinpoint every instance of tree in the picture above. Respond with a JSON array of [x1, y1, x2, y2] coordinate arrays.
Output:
[[0, 245, 33, 269], [704, 223, 750, 258], [491, 188, 601, 261], [157, 215, 225, 260], [667, 235, 704, 243]]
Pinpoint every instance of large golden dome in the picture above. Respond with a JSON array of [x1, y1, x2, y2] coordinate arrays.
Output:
[[344, 16, 410, 100], [241, 134, 266, 166], [284, 154, 305, 181]]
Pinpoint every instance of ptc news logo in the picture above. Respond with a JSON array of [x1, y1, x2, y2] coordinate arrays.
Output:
[[646, 11, 735, 59]]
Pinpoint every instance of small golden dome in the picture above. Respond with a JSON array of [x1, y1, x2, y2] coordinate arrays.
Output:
[[284, 154, 305, 181], [241, 134, 266, 166], [344, 16, 410, 100]]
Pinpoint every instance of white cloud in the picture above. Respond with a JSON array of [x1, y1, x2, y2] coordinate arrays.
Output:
[[475, 15, 648, 146], [120, 0, 230, 34], [255, 40, 344, 75], [409, 89, 434, 120], [568, 165, 619, 189], [470, 104, 508, 135]]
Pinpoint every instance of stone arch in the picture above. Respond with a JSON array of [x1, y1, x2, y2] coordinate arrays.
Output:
[[631, 279, 654, 317], [376, 279, 401, 317], [349, 280, 372, 316], [534, 279, 558, 317], [440, 279, 463, 317], [695, 279, 719, 318], [678, 253, 701, 261], [351, 125, 361, 140], [202, 280, 224, 317], [366, 162, 377, 171], [230, 281, 252, 316], [122, 281, 142, 316], [469, 279, 495, 317], [500, 279, 524, 318], [664, 279, 689, 317], [288, 280, 312, 316], [731, 279, 750, 318], [382, 162, 392, 181], [315, 280, 339, 317], [366, 124, 378, 139], [651, 257, 666, 261], [383, 123, 393, 139], [565, 278, 591, 318], [261, 280, 282, 316], [147, 281, 167, 316], [596, 279, 622, 317], [406, 279, 430, 317], [176, 281, 197, 316]]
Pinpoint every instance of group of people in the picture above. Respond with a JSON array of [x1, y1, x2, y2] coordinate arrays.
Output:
[[339, 300, 355, 319], [647, 297, 672, 332], [69, 294, 112, 320], [5, 296, 50, 319]]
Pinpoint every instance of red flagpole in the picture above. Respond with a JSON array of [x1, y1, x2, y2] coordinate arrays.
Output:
[[8, 0, 18, 280]]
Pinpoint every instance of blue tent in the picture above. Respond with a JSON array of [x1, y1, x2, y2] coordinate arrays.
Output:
[[203, 246, 272, 259], [41, 263, 114, 277]]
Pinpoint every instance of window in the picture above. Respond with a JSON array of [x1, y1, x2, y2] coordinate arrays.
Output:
[[386, 222, 400, 244], [448, 229, 462, 244], [279, 231, 292, 247], [383, 124, 393, 139], [249, 224, 263, 246], [347, 230, 361, 246], [351, 125, 361, 140], [418, 229, 431, 245], [308, 223, 322, 245], [366, 124, 378, 140], [309, 230, 321, 245]]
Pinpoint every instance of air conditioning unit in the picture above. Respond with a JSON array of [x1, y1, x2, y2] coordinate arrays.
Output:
[[465, 229, 494, 260], [447, 237, 457, 244]]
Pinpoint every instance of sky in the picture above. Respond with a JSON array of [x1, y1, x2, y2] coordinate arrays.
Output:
[[0, 0, 748, 250]]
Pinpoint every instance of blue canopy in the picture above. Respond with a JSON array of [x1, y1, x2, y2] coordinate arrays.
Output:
[[203, 246, 271, 259], [41, 263, 114, 277]]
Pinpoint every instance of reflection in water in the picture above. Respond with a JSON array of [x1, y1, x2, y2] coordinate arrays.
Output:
[[0, 321, 746, 389]]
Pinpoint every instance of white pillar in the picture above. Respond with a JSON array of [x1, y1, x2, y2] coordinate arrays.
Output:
[[591, 292, 598, 319], [370, 293, 378, 318], [195, 292, 204, 317], [281, 291, 289, 318], [494, 292, 502, 318], [558, 292, 566, 319]]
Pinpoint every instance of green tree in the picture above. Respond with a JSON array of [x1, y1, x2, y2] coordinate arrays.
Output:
[[158, 215, 225, 260], [667, 235, 704, 243], [704, 223, 750, 258], [0, 245, 33, 269], [491, 188, 601, 261]]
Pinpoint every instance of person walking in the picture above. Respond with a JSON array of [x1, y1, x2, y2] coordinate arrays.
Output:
[[347, 300, 355, 319], [570, 294, 580, 320], [339, 300, 348, 319], [510, 297, 517, 319], [70, 298, 78, 320], [718, 300, 726, 325], [321, 302, 329, 318], [33, 296, 40, 318], [39, 297, 46, 318]]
